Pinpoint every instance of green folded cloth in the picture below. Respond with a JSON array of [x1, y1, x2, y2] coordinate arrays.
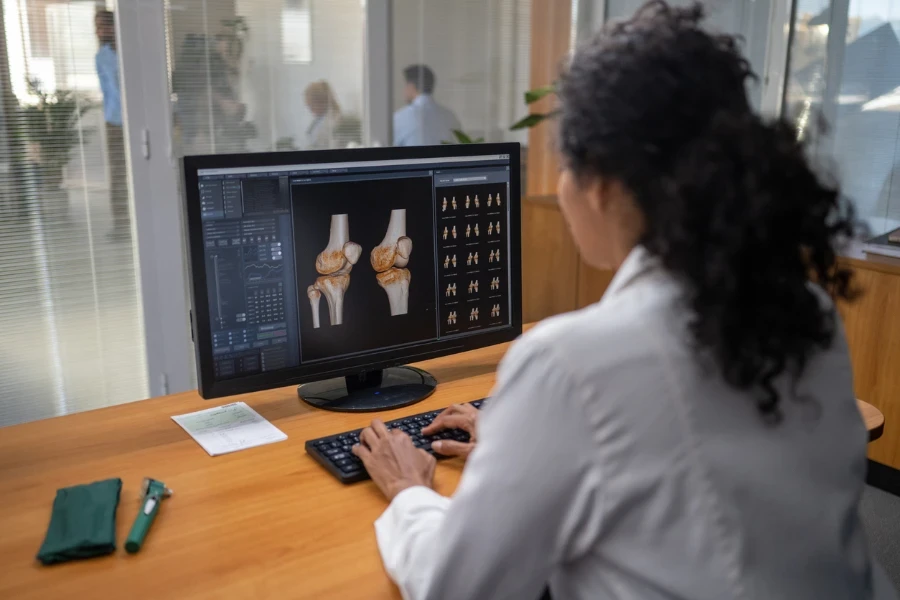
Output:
[[36, 478, 122, 565]]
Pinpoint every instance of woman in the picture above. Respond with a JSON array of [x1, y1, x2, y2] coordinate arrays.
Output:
[[353, 3, 896, 599], [304, 80, 342, 150]]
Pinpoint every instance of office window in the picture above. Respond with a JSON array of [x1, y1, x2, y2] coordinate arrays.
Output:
[[281, 0, 312, 64], [0, 0, 148, 426], [784, 0, 900, 236], [595, 0, 772, 108]]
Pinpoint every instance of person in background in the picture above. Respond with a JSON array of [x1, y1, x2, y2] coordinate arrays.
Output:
[[351, 2, 897, 599], [304, 81, 342, 150], [95, 10, 128, 238], [393, 65, 461, 146]]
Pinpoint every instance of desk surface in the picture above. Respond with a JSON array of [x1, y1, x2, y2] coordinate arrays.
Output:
[[0, 334, 884, 600]]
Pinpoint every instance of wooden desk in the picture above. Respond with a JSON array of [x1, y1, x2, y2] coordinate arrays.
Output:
[[0, 336, 885, 599], [0, 342, 509, 600], [859, 399, 885, 442]]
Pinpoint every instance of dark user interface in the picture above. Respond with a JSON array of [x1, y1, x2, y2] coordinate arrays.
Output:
[[198, 155, 513, 381]]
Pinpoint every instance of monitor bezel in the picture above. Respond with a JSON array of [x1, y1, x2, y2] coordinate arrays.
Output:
[[183, 143, 523, 399]]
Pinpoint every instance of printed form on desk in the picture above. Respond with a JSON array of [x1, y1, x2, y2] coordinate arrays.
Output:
[[172, 402, 287, 456]]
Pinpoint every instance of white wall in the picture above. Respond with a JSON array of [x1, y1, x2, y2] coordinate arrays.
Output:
[[392, 0, 531, 144]]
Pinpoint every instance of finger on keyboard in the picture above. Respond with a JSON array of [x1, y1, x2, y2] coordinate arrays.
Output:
[[432, 439, 474, 458], [423, 413, 472, 435]]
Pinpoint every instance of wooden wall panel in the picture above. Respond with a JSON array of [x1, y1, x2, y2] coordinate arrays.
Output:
[[577, 261, 616, 308], [522, 199, 580, 322], [837, 259, 900, 468], [526, 0, 571, 196]]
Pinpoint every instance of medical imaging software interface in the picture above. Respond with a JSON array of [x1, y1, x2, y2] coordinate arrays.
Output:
[[197, 154, 514, 381]]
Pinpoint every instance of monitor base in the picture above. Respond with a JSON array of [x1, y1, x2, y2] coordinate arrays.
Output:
[[297, 366, 437, 412]]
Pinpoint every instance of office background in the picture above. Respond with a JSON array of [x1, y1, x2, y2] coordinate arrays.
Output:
[[0, 0, 898, 471]]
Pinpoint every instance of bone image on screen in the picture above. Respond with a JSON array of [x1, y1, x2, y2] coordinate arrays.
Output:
[[371, 208, 412, 316], [308, 214, 361, 328]]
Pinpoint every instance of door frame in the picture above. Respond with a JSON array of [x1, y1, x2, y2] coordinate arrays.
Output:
[[117, 0, 194, 397]]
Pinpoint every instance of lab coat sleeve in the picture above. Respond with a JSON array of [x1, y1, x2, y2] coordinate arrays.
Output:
[[374, 341, 601, 600]]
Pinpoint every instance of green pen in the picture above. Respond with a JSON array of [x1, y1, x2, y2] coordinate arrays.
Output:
[[125, 477, 173, 554]]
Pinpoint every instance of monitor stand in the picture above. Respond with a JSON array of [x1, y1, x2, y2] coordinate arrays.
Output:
[[297, 366, 437, 412]]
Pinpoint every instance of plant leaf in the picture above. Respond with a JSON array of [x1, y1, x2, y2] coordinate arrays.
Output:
[[524, 84, 557, 105], [509, 109, 562, 130], [452, 129, 474, 144]]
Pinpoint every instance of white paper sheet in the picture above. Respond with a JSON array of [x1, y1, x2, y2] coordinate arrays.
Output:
[[172, 402, 287, 456]]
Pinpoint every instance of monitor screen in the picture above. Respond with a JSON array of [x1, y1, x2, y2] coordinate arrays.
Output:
[[184, 144, 522, 398]]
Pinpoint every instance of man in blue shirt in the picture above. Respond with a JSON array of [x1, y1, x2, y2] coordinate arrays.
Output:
[[95, 10, 129, 238], [393, 65, 462, 146]]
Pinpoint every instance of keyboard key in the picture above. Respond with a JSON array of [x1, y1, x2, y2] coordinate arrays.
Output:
[[340, 464, 360, 473], [341, 445, 352, 452], [331, 452, 348, 461], [324, 448, 340, 456], [336, 458, 353, 466]]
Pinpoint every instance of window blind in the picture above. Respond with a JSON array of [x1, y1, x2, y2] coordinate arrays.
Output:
[[0, 0, 147, 427]]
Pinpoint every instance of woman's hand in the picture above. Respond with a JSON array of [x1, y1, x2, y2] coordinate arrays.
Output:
[[352, 419, 437, 501], [422, 403, 479, 459]]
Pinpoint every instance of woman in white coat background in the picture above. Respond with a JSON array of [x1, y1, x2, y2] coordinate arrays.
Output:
[[351, 2, 898, 599], [303, 80, 341, 150]]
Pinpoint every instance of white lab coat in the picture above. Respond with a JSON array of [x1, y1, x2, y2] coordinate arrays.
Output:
[[375, 246, 897, 600], [305, 111, 339, 150]]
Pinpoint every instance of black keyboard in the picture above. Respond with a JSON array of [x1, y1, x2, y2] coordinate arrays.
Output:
[[306, 398, 488, 484]]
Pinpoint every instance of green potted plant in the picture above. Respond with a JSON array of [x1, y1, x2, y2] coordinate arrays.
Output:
[[17, 78, 94, 201]]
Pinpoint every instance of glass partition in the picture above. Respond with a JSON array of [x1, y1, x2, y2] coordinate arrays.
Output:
[[165, 0, 366, 155], [0, 1, 147, 426], [390, 0, 531, 146]]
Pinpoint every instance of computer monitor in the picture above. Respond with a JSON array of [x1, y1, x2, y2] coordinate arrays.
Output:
[[182, 144, 522, 411]]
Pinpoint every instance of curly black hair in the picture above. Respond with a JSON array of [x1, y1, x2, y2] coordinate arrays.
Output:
[[558, 1, 857, 421]]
